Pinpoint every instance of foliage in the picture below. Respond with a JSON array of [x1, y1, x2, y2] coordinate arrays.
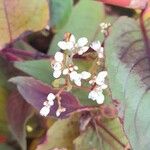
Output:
[[0, 0, 150, 149]]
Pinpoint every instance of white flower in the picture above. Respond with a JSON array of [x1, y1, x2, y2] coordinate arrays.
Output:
[[88, 71, 108, 104], [57, 34, 75, 50], [88, 90, 98, 101], [58, 34, 89, 55], [77, 37, 88, 47], [76, 37, 89, 55], [62, 65, 89, 86], [52, 52, 64, 78], [78, 46, 89, 55], [58, 41, 74, 50], [100, 22, 111, 29], [99, 22, 111, 34], [88, 89, 104, 104], [70, 71, 82, 86], [90, 41, 104, 58], [54, 52, 64, 62], [47, 93, 56, 105], [40, 106, 50, 117], [40, 93, 55, 117], [63, 65, 78, 75], [81, 71, 91, 79], [63, 68, 69, 75], [96, 71, 107, 86], [53, 62, 62, 71], [53, 70, 62, 78], [69, 71, 91, 86], [56, 107, 66, 117]]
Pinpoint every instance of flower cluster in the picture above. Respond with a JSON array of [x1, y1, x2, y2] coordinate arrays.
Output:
[[40, 93, 55, 117], [90, 40, 104, 58], [52, 52, 64, 78], [88, 71, 107, 104], [40, 92, 66, 117], [100, 22, 111, 34], [63, 65, 91, 86], [40, 28, 109, 117], [58, 33, 89, 55]]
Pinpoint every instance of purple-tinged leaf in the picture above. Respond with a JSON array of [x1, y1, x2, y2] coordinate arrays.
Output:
[[105, 16, 150, 149], [9, 76, 81, 118], [7, 91, 32, 150]]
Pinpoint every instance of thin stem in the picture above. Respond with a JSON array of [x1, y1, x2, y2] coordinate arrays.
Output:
[[3, 52, 23, 61], [3, 0, 12, 43], [140, 5, 150, 57], [67, 106, 100, 116], [56, 85, 67, 97], [95, 119, 126, 148]]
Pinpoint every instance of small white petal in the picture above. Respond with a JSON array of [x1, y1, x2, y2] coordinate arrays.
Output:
[[96, 71, 107, 85], [56, 108, 66, 117], [69, 71, 82, 86], [73, 66, 78, 70], [48, 100, 54, 106], [66, 42, 74, 50], [56, 110, 61, 117], [77, 37, 88, 47], [89, 79, 95, 85], [101, 84, 108, 89], [96, 92, 105, 104], [69, 67, 74, 72], [74, 79, 81, 86], [81, 46, 89, 52], [78, 46, 89, 55], [53, 62, 62, 71], [54, 52, 64, 62], [100, 22, 105, 28], [69, 34, 76, 43], [90, 41, 101, 51], [97, 47, 104, 58], [78, 50, 84, 55], [98, 52, 104, 58], [63, 68, 69, 75], [81, 71, 91, 80], [40, 106, 50, 117], [58, 41, 68, 50], [47, 93, 56, 101], [100, 47, 104, 53], [88, 90, 98, 101], [53, 70, 62, 78], [69, 71, 78, 81]]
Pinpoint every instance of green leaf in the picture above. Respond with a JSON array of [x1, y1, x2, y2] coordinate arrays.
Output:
[[74, 127, 101, 150], [74, 118, 128, 150], [0, 0, 49, 47], [36, 116, 79, 150], [14, 59, 53, 84], [48, 0, 105, 55], [105, 16, 150, 149], [13, 40, 36, 51], [50, 0, 73, 31]]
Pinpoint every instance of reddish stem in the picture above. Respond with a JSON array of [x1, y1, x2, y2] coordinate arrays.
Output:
[[1, 48, 50, 60], [140, 5, 150, 57], [95, 119, 127, 148]]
